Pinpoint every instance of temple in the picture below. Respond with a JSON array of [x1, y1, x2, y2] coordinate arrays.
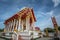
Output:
[[4, 7, 36, 32], [4, 7, 40, 40]]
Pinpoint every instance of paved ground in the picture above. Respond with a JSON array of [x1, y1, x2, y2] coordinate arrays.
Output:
[[0, 38, 5, 40], [0, 32, 5, 40], [0, 37, 53, 40], [35, 37, 53, 40]]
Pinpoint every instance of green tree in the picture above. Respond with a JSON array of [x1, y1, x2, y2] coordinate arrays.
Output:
[[44, 27, 55, 33], [0, 29, 4, 32], [58, 26, 60, 31]]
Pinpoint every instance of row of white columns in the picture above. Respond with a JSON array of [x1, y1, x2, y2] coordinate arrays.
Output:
[[5, 15, 34, 32], [5, 18, 22, 32]]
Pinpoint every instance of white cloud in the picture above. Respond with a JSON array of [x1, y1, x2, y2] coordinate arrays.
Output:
[[35, 10, 54, 23], [0, 22, 3, 24], [0, 6, 20, 20], [35, 10, 55, 30], [34, 11, 44, 19], [17, 8, 20, 11], [55, 15, 60, 26], [1, 14, 9, 20], [35, 17, 53, 30], [52, 0, 60, 7], [39, 10, 54, 17], [46, 10, 54, 16]]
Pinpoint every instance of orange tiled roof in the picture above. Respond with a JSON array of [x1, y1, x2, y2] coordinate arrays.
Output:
[[4, 8, 36, 24]]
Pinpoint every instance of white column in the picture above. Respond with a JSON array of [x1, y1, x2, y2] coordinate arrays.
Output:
[[7, 23, 9, 32], [9, 21, 12, 32], [9, 22, 11, 31], [15, 19, 17, 30], [4, 25, 6, 32], [26, 16, 30, 31], [8, 22, 10, 32], [31, 22, 35, 31], [22, 20, 23, 31], [15, 19, 18, 31], [7, 24, 9, 32], [6, 25, 9, 32], [17, 19, 19, 30], [13, 19, 15, 32], [8, 23, 9, 31], [11, 20, 13, 32], [10, 22, 11, 31], [11, 20, 13, 31], [14, 19, 15, 26], [10, 22, 12, 32], [5, 25, 7, 32], [18, 18, 21, 31], [12, 20, 14, 32], [11, 20, 12, 32]]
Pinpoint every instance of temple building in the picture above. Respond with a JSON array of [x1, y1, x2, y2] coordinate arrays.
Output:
[[4, 7, 40, 40], [4, 7, 36, 32]]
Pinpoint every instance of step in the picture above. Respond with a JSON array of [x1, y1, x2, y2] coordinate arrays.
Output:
[[18, 32, 31, 40]]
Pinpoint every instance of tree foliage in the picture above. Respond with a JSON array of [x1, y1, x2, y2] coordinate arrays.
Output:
[[58, 26, 60, 31], [44, 27, 55, 33], [0, 29, 4, 32], [44, 26, 60, 33]]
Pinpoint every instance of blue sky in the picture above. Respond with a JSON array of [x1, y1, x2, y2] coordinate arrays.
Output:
[[0, 0, 60, 30]]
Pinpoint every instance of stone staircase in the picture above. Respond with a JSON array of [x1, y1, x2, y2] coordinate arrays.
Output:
[[18, 32, 31, 40], [12, 31, 31, 40], [12, 31, 39, 40]]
